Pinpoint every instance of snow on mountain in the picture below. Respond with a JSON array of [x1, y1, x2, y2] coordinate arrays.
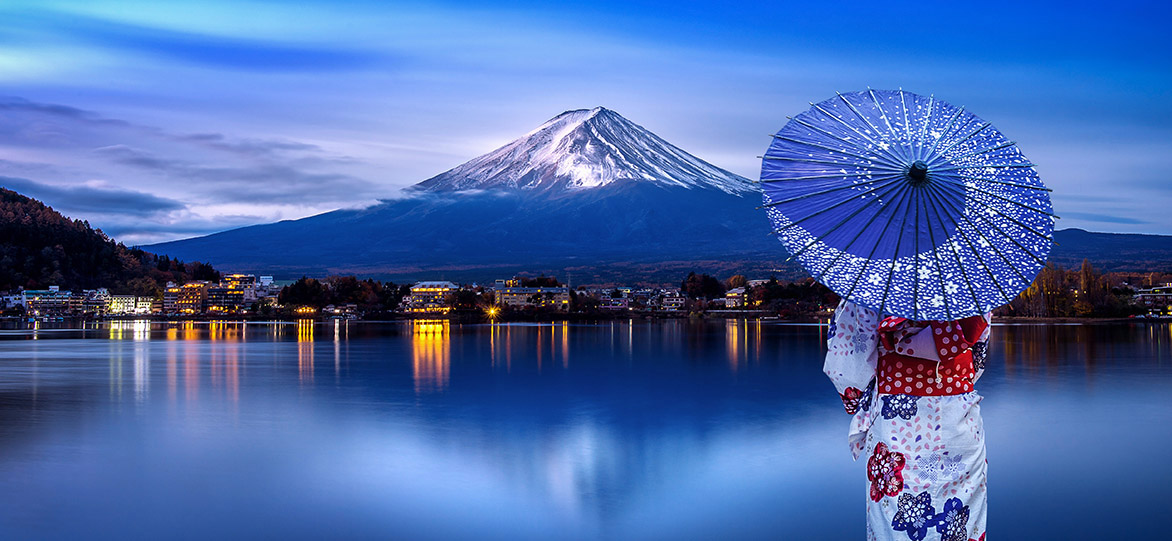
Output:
[[413, 107, 755, 195]]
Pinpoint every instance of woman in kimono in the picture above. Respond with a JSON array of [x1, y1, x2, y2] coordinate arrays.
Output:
[[825, 300, 990, 541]]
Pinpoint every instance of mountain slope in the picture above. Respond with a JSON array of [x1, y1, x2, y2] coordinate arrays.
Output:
[[415, 107, 754, 195]]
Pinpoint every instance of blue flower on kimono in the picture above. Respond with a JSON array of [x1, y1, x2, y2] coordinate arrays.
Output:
[[851, 330, 871, 354], [970, 341, 988, 371], [881, 394, 919, 420], [827, 319, 837, 341], [860, 379, 874, 412], [915, 452, 964, 484], [935, 497, 970, 541], [892, 491, 939, 541]]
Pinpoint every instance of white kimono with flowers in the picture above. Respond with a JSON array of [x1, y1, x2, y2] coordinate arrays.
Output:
[[825, 300, 989, 541]]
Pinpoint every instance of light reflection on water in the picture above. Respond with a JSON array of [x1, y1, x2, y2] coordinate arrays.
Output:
[[0, 319, 1169, 539]]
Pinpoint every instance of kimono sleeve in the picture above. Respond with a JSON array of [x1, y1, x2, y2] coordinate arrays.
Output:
[[824, 299, 880, 414], [968, 313, 992, 382]]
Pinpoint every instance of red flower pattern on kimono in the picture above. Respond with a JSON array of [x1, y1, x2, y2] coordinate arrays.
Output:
[[867, 442, 906, 501], [840, 386, 864, 415]]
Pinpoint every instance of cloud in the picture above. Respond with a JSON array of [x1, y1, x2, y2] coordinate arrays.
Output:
[[0, 175, 186, 217], [98, 214, 270, 246], [176, 133, 324, 157], [1062, 212, 1149, 226], [92, 145, 375, 204], [0, 96, 130, 127], [6, 10, 385, 72]]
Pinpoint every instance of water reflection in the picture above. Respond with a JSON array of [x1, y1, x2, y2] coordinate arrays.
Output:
[[412, 319, 450, 393], [0, 320, 1169, 539], [298, 319, 314, 384]]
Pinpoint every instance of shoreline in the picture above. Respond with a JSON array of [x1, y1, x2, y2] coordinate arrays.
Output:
[[3, 313, 1166, 326]]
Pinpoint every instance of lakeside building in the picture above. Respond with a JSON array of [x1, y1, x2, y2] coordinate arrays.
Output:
[[725, 287, 747, 308], [79, 289, 110, 316], [23, 286, 75, 316], [1135, 284, 1172, 316], [107, 295, 156, 315], [5, 272, 270, 317], [108, 295, 136, 314], [600, 297, 629, 311], [222, 274, 260, 302], [660, 291, 686, 311], [207, 286, 245, 314], [163, 281, 211, 315], [496, 285, 571, 311], [1, 294, 22, 310], [405, 281, 459, 314]]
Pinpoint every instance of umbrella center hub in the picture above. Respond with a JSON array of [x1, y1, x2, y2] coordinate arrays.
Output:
[[907, 161, 930, 186]]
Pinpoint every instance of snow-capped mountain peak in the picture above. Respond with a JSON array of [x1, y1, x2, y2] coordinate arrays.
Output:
[[413, 107, 755, 195]]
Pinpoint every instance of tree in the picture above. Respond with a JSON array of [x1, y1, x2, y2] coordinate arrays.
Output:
[[681, 272, 725, 299], [521, 275, 561, 287], [448, 289, 481, 310]]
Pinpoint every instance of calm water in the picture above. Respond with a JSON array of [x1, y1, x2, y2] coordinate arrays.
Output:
[[0, 319, 1169, 540]]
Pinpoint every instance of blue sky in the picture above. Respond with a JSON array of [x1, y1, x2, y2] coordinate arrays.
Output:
[[0, 0, 1169, 243]]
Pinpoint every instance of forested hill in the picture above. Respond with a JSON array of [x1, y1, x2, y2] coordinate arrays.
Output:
[[0, 187, 219, 295]]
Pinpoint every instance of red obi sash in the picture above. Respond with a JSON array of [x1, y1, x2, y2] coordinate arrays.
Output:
[[875, 315, 987, 396]]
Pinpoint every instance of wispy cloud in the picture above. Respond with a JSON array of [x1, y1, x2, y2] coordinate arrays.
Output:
[[91, 145, 374, 204], [1062, 212, 1149, 226], [2, 9, 386, 72], [0, 96, 384, 241]]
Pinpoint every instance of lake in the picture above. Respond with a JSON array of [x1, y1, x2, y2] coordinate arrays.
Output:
[[0, 319, 1169, 539]]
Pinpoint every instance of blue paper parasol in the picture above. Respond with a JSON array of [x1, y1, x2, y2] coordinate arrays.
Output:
[[760, 89, 1054, 320]]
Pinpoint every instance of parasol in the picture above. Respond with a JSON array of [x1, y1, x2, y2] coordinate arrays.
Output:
[[759, 89, 1053, 320]]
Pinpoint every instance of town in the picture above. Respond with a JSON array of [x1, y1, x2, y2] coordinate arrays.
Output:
[[1, 272, 840, 320], [3, 267, 1170, 321]]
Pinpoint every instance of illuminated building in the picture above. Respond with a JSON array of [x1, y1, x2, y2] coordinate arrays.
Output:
[[22, 286, 76, 316], [1135, 284, 1172, 316], [207, 287, 246, 314], [107, 294, 153, 315], [496, 285, 571, 311], [405, 281, 459, 313], [600, 297, 629, 311], [137, 297, 155, 314], [725, 287, 747, 308], [163, 281, 211, 315], [163, 284, 180, 314], [79, 288, 110, 316], [660, 291, 686, 311], [221, 274, 259, 302]]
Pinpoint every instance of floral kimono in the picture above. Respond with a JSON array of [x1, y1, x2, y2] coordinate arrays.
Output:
[[825, 300, 990, 541]]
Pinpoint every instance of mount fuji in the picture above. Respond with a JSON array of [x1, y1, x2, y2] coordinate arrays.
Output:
[[414, 107, 753, 195], [147, 108, 794, 283]]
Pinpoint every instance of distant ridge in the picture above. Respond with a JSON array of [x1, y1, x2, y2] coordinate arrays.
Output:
[[1049, 228, 1172, 272]]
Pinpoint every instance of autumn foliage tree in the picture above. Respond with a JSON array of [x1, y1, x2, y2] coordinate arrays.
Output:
[[0, 187, 220, 295], [998, 260, 1141, 317]]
